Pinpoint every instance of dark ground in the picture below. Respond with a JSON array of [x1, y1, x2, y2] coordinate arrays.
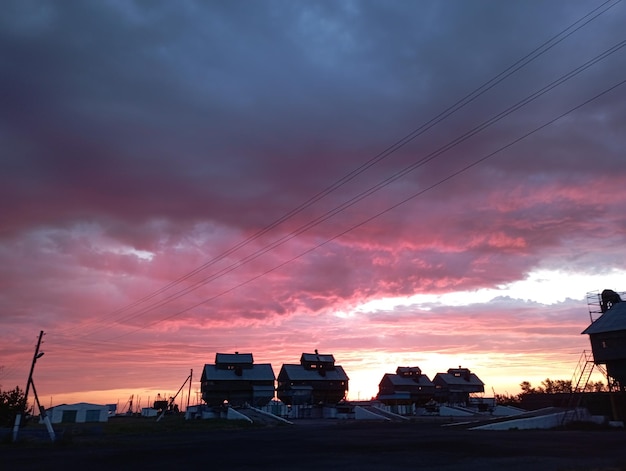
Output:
[[3, 418, 626, 471]]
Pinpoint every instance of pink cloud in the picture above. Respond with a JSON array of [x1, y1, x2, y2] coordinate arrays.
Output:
[[2, 1, 625, 404]]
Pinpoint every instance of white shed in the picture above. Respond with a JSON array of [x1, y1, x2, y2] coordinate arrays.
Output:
[[141, 407, 158, 417], [45, 402, 109, 424]]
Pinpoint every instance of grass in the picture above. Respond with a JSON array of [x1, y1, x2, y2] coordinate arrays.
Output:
[[106, 414, 255, 433], [2, 414, 259, 447]]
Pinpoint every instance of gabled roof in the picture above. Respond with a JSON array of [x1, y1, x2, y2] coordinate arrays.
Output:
[[216, 352, 254, 365], [50, 402, 108, 409], [396, 366, 421, 376], [434, 368, 484, 387], [582, 301, 626, 335], [202, 363, 275, 381], [382, 373, 434, 388], [301, 352, 335, 364], [279, 364, 349, 381]]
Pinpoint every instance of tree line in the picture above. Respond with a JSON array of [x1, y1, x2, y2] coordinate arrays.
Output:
[[0, 376, 612, 424], [495, 378, 609, 406]]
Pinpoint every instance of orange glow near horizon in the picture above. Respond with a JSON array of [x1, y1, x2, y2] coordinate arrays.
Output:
[[36, 348, 606, 410], [3, 270, 622, 410], [10, 326, 603, 409]]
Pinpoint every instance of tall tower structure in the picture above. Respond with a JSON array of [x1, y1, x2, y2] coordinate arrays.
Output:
[[582, 289, 626, 419]]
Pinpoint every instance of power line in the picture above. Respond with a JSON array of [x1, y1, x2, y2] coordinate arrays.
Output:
[[54, 0, 621, 339], [104, 74, 626, 341], [83, 39, 626, 336]]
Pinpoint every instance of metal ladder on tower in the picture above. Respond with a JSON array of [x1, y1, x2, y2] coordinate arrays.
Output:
[[561, 350, 595, 425]]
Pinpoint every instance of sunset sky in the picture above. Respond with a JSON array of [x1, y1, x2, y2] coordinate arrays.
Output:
[[1, 0, 626, 409]]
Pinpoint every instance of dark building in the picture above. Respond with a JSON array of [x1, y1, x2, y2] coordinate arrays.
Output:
[[581, 290, 626, 420], [582, 290, 626, 388], [582, 289, 626, 420], [432, 367, 484, 404], [377, 366, 435, 405], [201, 352, 275, 407], [277, 351, 349, 405]]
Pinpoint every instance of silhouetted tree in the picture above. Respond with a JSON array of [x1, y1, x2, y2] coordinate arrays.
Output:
[[0, 386, 28, 427], [519, 378, 605, 395], [584, 381, 609, 392], [519, 381, 537, 395], [498, 377, 608, 406], [494, 392, 521, 406], [540, 378, 572, 394]]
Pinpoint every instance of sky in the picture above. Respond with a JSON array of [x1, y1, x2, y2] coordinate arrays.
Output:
[[1, 0, 626, 410]]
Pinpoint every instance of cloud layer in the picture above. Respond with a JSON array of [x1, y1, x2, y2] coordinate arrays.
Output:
[[1, 0, 625, 402]]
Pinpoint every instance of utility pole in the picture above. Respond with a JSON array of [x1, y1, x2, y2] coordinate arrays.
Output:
[[12, 330, 45, 442], [187, 368, 193, 412], [157, 370, 193, 422], [30, 377, 56, 441]]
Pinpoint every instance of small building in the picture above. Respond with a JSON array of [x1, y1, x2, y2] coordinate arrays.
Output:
[[201, 352, 275, 407], [44, 403, 109, 424], [582, 290, 626, 385], [141, 407, 158, 417], [433, 367, 485, 404], [581, 289, 626, 420], [277, 351, 349, 405], [377, 366, 435, 405]]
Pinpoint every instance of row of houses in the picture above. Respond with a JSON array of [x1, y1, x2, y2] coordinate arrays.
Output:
[[41, 352, 484, 424], [201, 351, 485, 407], [379, 365, 484, 405], [201, 351, 349, 407], [41, 288, 626, 424]]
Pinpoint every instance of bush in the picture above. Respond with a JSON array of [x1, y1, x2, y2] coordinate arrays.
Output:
[[0, 386, 27, 427]]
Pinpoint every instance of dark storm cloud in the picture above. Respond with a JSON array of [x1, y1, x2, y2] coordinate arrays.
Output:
[[1, 1, 626, 402], [3, 0, 622, 240]]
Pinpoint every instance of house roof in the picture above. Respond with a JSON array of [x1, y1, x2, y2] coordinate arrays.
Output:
[[396, 366, 422, 376], [279, 364, 349, 381], [582, 301, 626, 335], [433, 369, 484, 387], [383, 373, 434, 387], [202, 363, 275, 381], [50, 402, 108, 409], [301, 352, 335, 364], [215, 352, 254, 365]]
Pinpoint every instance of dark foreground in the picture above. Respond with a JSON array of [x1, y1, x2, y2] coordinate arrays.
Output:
[[3, 418, 626, 471]]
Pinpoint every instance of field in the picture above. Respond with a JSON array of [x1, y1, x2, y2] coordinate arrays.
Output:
[[3, 415, 626, 470]]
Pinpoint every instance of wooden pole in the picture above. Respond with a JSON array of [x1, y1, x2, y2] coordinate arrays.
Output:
[[187, 369, 193, 412], [12, 331, 44, 442], [30, 379, 56, 442], [157, 371, 192, 422]]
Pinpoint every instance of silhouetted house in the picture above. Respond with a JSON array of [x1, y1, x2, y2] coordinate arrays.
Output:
[[582, 290, 626, 387], [377, 366, 435, 405], [201, 352, 275, 407], [433, 367, 484, 404], [277, 351, 349, 405]]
